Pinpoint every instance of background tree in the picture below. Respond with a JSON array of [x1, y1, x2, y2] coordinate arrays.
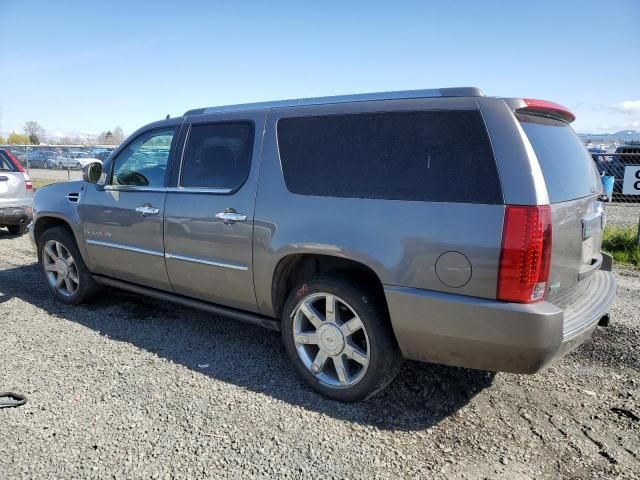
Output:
[[8, 132, 30, 144], [112, 126, 124, 144], [0, 135, 5, 144], [23, 121, 45, 144]]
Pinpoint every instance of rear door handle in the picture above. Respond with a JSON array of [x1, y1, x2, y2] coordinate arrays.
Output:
[[215, 208, 247, 224], [135, 205, 160, 216]]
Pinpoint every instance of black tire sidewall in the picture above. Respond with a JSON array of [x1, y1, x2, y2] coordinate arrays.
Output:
[[38, 226, 97, 304], [281, 276, 402, 402]]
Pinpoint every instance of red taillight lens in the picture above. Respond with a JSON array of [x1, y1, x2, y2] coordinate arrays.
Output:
[[4, 151, 25, 172], [497, 205, 552, 303]]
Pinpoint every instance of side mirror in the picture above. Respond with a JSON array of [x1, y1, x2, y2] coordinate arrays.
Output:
[[83, 162, 103, 184]]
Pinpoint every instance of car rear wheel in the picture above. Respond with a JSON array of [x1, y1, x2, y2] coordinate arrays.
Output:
[[281, 275, 402, 401], [58, 162, 64, 169], [75, 162, 81, 169], [38, 226, 98, 304]]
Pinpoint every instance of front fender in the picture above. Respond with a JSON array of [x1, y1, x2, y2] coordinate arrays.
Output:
[[32, 181, 92, 270]]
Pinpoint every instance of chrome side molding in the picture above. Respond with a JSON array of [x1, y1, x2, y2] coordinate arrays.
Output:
[[164, 252, 248, 271], [86, 239, 248, 271], [85, 239, 164, 257]]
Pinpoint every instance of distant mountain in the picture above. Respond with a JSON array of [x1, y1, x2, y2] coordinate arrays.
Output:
[[579, 130, 640, 143]]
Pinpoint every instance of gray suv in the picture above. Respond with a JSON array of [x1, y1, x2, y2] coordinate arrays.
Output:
[[29, 88, 616, 401]]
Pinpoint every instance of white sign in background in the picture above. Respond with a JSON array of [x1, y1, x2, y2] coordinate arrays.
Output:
[[622, 166, 640, 195]]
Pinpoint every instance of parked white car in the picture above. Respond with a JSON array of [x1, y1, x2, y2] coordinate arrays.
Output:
[[55, 151, 102, 169]]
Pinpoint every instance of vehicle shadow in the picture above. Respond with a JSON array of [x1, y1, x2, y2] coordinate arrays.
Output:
[[0, 262, 495, 431]]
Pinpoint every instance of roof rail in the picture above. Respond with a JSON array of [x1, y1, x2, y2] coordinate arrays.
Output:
[[184, 87, 484, 116]]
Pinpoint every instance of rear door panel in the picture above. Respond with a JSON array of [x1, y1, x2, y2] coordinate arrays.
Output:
[[164, 111, 266, 313]]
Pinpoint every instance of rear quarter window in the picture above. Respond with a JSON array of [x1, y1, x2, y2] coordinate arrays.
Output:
[[277, 110, 503, 204], [517, 113, 600, 203]]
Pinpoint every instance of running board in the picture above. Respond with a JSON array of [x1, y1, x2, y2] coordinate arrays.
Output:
[[92, 275, 281, 332]]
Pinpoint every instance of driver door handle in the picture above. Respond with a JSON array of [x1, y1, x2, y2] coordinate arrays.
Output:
[[215, 208, 247, 224], [135, 205, 160, 216]]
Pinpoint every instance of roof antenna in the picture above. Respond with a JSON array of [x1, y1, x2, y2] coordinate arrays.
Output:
[[166, 114, 170, 119]]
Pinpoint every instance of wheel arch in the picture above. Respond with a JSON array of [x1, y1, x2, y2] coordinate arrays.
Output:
[[34, 215, 74, 245], [271, 253, 389, 321], [33, 214, 91, 268]]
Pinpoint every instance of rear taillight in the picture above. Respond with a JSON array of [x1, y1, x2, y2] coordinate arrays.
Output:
[[25, 177, 33, 190], [4, 150, 25, 172], [497, 205, 552, 303]]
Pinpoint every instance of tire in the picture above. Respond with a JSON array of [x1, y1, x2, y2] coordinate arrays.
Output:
[[7, 224, 27, 235], [281, 275, 402, 401], [75, 162, 81, 169], [38, 226, 99, 304], [58, 162, 64, 169]]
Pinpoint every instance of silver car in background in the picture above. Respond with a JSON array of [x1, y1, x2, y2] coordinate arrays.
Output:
[[54, 151, 102, 170], [0, 149, 33, 235], [29, 88, 616, 401]]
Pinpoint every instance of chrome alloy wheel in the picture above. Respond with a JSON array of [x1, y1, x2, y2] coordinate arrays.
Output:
[[42, 240, 79, 297], [292, 293, 370, 388]]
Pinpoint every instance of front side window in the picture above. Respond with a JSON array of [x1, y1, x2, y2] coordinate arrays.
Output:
[[180, 122, 254, 190], [111, 127, 176, 187]]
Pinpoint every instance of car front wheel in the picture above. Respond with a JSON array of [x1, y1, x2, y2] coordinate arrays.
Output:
[[38, 226, 98, 304], [281, 275, 402, 401]]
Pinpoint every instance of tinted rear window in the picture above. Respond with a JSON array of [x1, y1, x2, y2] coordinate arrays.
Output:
[[0, 152, 19, 172], [277, 110, 502, 204], [517, 114, 600, 203]]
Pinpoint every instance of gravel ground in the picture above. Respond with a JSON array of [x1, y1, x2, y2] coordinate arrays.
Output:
[[0, 232, 638, 479], [606, 204, 640, 229]]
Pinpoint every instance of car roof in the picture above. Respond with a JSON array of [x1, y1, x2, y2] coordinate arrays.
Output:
[[184, 87, 484, 116]]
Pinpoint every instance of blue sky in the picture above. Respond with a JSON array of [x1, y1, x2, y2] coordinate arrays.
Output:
[[0, 0, 638, 138]]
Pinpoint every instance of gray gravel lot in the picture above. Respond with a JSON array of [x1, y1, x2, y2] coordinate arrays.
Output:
[[606, 204, 640, 229], [0, 232, 638, 479]]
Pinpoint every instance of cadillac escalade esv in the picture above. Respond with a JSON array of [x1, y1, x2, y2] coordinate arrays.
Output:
[[30, 88, 616, 401]]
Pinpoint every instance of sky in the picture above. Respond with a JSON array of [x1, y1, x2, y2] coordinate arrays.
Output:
[[0, 0, 638, 139]]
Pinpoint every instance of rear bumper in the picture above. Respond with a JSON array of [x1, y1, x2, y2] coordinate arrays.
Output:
[[0, 205, 33, 226], [385, 268, 616, 374]]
